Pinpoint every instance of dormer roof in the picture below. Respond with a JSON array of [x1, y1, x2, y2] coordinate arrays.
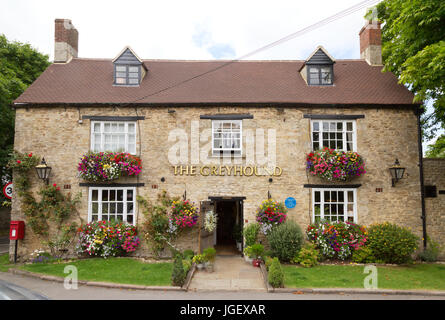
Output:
[[305, 46, 335, 65], [113, 46, 147, 70]]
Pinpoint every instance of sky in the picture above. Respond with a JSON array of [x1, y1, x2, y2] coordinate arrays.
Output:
[[0, 0, 440, 150], [1, 0, 373, 61]]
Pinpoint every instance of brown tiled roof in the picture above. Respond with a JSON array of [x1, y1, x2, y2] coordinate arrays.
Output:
[[13, 58, 416, 106]]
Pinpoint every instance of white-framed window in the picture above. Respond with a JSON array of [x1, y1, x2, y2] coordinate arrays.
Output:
[[91, 121, 136, 154], [311, 120, 356, 151], [312, 188, 357, 223], [88, 187, 136, 225], [212, 120, 242, 156]]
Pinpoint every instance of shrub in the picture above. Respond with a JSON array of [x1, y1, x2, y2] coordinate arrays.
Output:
[[243, 223, 260, 247], [203, 247, 216, 262], [293, 243, 320, 267], [418, 236, 443, 262], [267, 220, 304, 262], [307, 221, 367, 260], [351, 246, 376, 263], [183, 249, 195, 260], [367, 222, 419, 264], [182, 259, 192, 273], [265, 256, 274, 271], [256, 199, 287, 234], [268, 258, 284, 288], [250, 243, 265, 259], [172, 254, 186, 286], [76, 220, 139, 258]]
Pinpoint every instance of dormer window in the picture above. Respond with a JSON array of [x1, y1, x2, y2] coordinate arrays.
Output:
[[302, 46, 335, 86], [115, 65, 141, 85], [308, 65, 333, 85], [113, 46, 146, 86]]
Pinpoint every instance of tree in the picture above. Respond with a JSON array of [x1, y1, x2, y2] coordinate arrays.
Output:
[[0, 34, 50, 202], [375, 0, 445, 140], [425, 135, 445, 158]]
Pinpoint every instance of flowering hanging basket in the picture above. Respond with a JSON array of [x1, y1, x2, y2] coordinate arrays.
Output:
[[77, 152, 142, 182], [256, 199, 287, 234], [170, 200, 199, 230], [306, 148, 366, 181]]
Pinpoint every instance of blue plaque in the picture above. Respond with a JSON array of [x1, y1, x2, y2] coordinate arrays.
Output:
[[285, 197, 296, 209]]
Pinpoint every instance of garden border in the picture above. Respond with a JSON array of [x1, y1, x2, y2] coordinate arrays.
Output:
[[259, 262, 445, 296]]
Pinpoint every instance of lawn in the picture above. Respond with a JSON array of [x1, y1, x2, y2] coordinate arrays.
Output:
[[1, 255, 173, 286], [0, 253, 13, 272], [283, 263, 445, 291]]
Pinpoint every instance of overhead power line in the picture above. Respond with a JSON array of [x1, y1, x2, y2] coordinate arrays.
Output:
[[124, 0, 381, 105]]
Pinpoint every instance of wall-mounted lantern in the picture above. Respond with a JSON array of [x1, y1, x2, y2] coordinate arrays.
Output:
[[389, 159, 405, 187], [35, 158, 52, 185]]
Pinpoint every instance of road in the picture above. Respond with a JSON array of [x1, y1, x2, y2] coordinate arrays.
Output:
[[0, 271, 444, 300]]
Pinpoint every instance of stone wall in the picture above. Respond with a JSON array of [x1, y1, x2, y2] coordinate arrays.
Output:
[[11, 105, 428, 260], [423, 158, 445, 257]]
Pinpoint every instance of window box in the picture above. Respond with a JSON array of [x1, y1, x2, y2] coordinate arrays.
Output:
[[78, 152, 142, 182], [306, 148, 366, 181]]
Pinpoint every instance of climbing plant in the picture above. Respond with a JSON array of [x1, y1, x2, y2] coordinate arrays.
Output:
[[7, 151, 82, 258]]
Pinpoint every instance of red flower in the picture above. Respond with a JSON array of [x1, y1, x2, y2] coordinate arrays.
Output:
[[16, 160, 21, 164], [56, 187, 60, 191], [28, 153, 33, 157], [53, 183, 57, 187]]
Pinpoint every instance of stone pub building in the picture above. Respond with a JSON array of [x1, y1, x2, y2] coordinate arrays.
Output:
[[10, 19, 445, 258]]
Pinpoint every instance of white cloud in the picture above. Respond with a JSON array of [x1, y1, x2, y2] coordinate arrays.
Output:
[[0, 0, 373, 61]]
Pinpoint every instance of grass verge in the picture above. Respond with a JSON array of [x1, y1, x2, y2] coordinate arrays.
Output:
[[8, 256, 173, 286], [283, 264, 445, 291]]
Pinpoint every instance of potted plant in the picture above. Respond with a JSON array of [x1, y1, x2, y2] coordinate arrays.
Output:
[[243, 246, 254, 263], [192, 254, 207, 270], [250, 243, 265, 267], [203, 247, 216, 272], [232, 224, 243, 251]]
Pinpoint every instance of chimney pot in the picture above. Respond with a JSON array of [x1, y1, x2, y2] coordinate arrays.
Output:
[[54, 19, 78, 63], [359, 20, 382, 66]]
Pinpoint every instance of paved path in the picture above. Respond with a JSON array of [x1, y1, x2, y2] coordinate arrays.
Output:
[[188, 255, 266, 291]]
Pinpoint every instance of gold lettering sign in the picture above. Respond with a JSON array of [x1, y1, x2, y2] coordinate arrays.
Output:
[[172, 165, 283, 176]]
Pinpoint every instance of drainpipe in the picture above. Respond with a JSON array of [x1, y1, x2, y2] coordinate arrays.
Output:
[[416, 107, 427, 249]]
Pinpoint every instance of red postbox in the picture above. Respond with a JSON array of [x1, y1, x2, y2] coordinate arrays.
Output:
[[9, 221, 25, 240]]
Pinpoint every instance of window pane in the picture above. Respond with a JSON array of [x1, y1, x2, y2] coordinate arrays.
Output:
[[331, 191, 337, 202], [324, 191, 330, 202], [117, 203, 123, 214], [129, 66, 139, 72], [116, 66, 126, 72], [129, 72, 139, 78], [104, 123, 111, 132], [115, 78, 126, 84], [117, 190, 123, 201], [127, 189, 133, 201], [127, 203, 134, 214], [128, 78, 139, 84], [347, 122, 353, 131], [102, 203, 108, 214], [110, 203, 116, 214], [322, 122, 329, 131], [92, 190, 98, 201], [102, 190, 108, 201], [127, 215, 133, 224], [313, 132, 319, 144], [116, 72, 126, 78], [313, 142, 319, 150], [313, 122, 319, 131], [336, 122, 343, 130], [348, 191, 354, 202], [338, 191, 344, 202], [92, 202, 98, 214], [128, 123, 135, 133], [314, 191, 321, 203]]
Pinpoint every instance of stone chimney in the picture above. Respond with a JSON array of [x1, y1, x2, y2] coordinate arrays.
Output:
[[54, 19, 78, 63], [359, 20, 382, 66]]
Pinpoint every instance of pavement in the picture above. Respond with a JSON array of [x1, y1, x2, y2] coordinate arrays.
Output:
[[188, 255, 266, 291]]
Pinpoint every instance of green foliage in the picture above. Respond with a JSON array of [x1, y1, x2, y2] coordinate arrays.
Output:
[[367, 222, 419, 264], [351, 246, 376, 264], [243, 223, 260, 247], [266, 220, 304, 262], [171, 254, 186, 286], [0, 34, 50, 204], [418, 236, 443, 262], [265, 256, 274, 271], [138, 191, 179, 258], [182, 259, 192, 274], [203, 247, 216, 262], [425, 134, 445, 158], [183, 249, 195, 260], [192, 254, 206, 264], [268, 257, 284, 288], [293, 243, 320, 268], [375, 0, 445, 137], [249, 243, 265, 259]]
